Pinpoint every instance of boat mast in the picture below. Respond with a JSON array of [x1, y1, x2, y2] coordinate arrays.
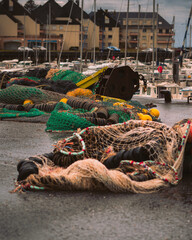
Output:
[[190, 24, 192, 58], [155, 3, 158, 64], [23, 12, 26, 68], [49, 3, 51, 64], [124, 0, 129, 66], [80, 0, 84, 72], [136, 4, 140, 69], [179, 5, 192, 67], [93, 0, 96, 64], [152, 0, 155, 81], [35, 19, 38, 66]]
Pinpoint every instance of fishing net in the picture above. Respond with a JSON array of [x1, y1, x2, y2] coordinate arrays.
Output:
[[0, 85, 66, 104], [0, 108, 46, 118], [7, 77, 40, 87], [14, 119, 192, 193], [47, 70, 86, 84]]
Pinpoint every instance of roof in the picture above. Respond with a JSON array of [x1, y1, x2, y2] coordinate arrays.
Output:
[[31, 0, 62, 24], [1, 0, 40, 23], [32, 0, 80, 25], [89, 8, 120, 28], [62, 0, 91, 22], [109, 12, 173, 29], [0, 2, 20, 23]]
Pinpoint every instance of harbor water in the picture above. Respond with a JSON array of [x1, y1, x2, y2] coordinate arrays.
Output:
[[0, 97, 192, 240]]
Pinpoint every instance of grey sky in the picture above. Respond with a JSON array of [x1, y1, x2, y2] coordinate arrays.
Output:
[[21, 0, 192, 47]]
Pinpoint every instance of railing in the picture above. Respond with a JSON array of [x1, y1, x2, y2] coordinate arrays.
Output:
[[157, 33, 175, 37]]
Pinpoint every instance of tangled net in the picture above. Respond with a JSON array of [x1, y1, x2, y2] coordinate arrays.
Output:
[[14, 119, 192, 193]]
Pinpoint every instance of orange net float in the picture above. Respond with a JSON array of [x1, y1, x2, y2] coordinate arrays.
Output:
[[187, 123, 192, 143]]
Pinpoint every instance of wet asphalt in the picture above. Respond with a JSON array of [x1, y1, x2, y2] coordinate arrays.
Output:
[[1, 97, 192, 240]]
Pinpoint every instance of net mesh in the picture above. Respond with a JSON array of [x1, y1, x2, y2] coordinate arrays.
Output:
[[15, 119, 191, 193], [47, 70, 86, 84], [0, 85, 66, 104]]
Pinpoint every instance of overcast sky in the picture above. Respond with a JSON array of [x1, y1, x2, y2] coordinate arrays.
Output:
[[22, 0, 192, 47]]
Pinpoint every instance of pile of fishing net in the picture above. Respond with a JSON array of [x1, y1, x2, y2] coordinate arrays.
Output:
[[0, 83, 160, 129], [14, 119, 192, 193], [46, 69, 86, 84]]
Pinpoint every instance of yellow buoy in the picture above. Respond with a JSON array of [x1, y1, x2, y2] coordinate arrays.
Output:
[[142, 108, 148, 114], [139, 113, 152, 121], [23, 99, 33, 105], [59, 98, 68, 104], [149, 108, 160, 118]]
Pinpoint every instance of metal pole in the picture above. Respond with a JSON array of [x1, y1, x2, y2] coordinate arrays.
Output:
[[35, 19, 37, 66], [190, 24, 192, 57], [179, 5, 192, 67], [23, 13, 25, 68], [152, 0, 155, 81], [172, 16, 175, 62], [80, 0, 84, 72], [93, 0, 96, 64], [156, 3, 158, 64], [136, 4, 140, 69], [49, 3, 51, 64], [124, 0, 129, 66]]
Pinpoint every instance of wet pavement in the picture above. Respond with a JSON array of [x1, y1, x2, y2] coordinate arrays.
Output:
[[1, 97, 192, 240]]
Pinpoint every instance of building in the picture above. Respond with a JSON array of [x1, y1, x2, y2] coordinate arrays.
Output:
[[0, 0, 41, 50], [32, 0, 81, 51], [89, 9, 120, 50], [109, 11, 174, 50], [0, 0, 174, 53]]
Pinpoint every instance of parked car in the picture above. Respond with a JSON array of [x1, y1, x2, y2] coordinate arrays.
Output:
[[107, 46, 120, 52], [18, 46, 34, 52], [33, 46, 47, 51]]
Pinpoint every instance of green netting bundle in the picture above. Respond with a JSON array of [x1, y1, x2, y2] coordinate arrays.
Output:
[[46, 111, 95, 132], [51, 70, 86, 84], [0, 108, 45, 118], [0, 85, 65, 104]]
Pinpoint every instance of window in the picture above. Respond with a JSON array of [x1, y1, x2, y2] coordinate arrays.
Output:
[[105, 17, 109, 24], [159, 29, 163, 33], [109, 27, 112, 31], [142, 36, 146, 40], [52, 26, 56, 30], [84, 34, 88, 40], [151, 36, 153, 40], [143, 29, 146, 33], [132, 20, 137, 24], [166, 29, 169, 34], [108, 35, 112, 39], [83, 27, 88, 32], [59, 26, 63, 30]]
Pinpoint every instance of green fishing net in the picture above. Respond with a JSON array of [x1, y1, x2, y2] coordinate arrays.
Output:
[[0, 85, 65, 104], [51, 70, 86, 84]]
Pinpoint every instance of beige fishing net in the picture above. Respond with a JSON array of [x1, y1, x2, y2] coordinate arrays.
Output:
[[15, 119, 192, 193]]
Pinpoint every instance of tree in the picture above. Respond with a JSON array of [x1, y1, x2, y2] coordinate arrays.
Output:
[[24, 0, 38, 12]]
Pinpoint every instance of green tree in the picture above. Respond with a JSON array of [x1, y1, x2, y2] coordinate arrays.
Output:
[[24, 0, 38, 12]]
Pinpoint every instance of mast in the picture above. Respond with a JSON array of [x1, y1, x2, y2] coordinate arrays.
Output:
[[80, 0, 84, 72], [93, 0, 96, 64], [172, 16, 175, 62], [49, 3, 51, 64], [179, 5, 192, 67], [23, 12, 26, 68], [136, 4, 140, 69], [35, 19, 38, 66], [124, 0, 129, 66], [190, 24, 192, 58], [155, 3, 158, 64], [152, 0, 155, 81]]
